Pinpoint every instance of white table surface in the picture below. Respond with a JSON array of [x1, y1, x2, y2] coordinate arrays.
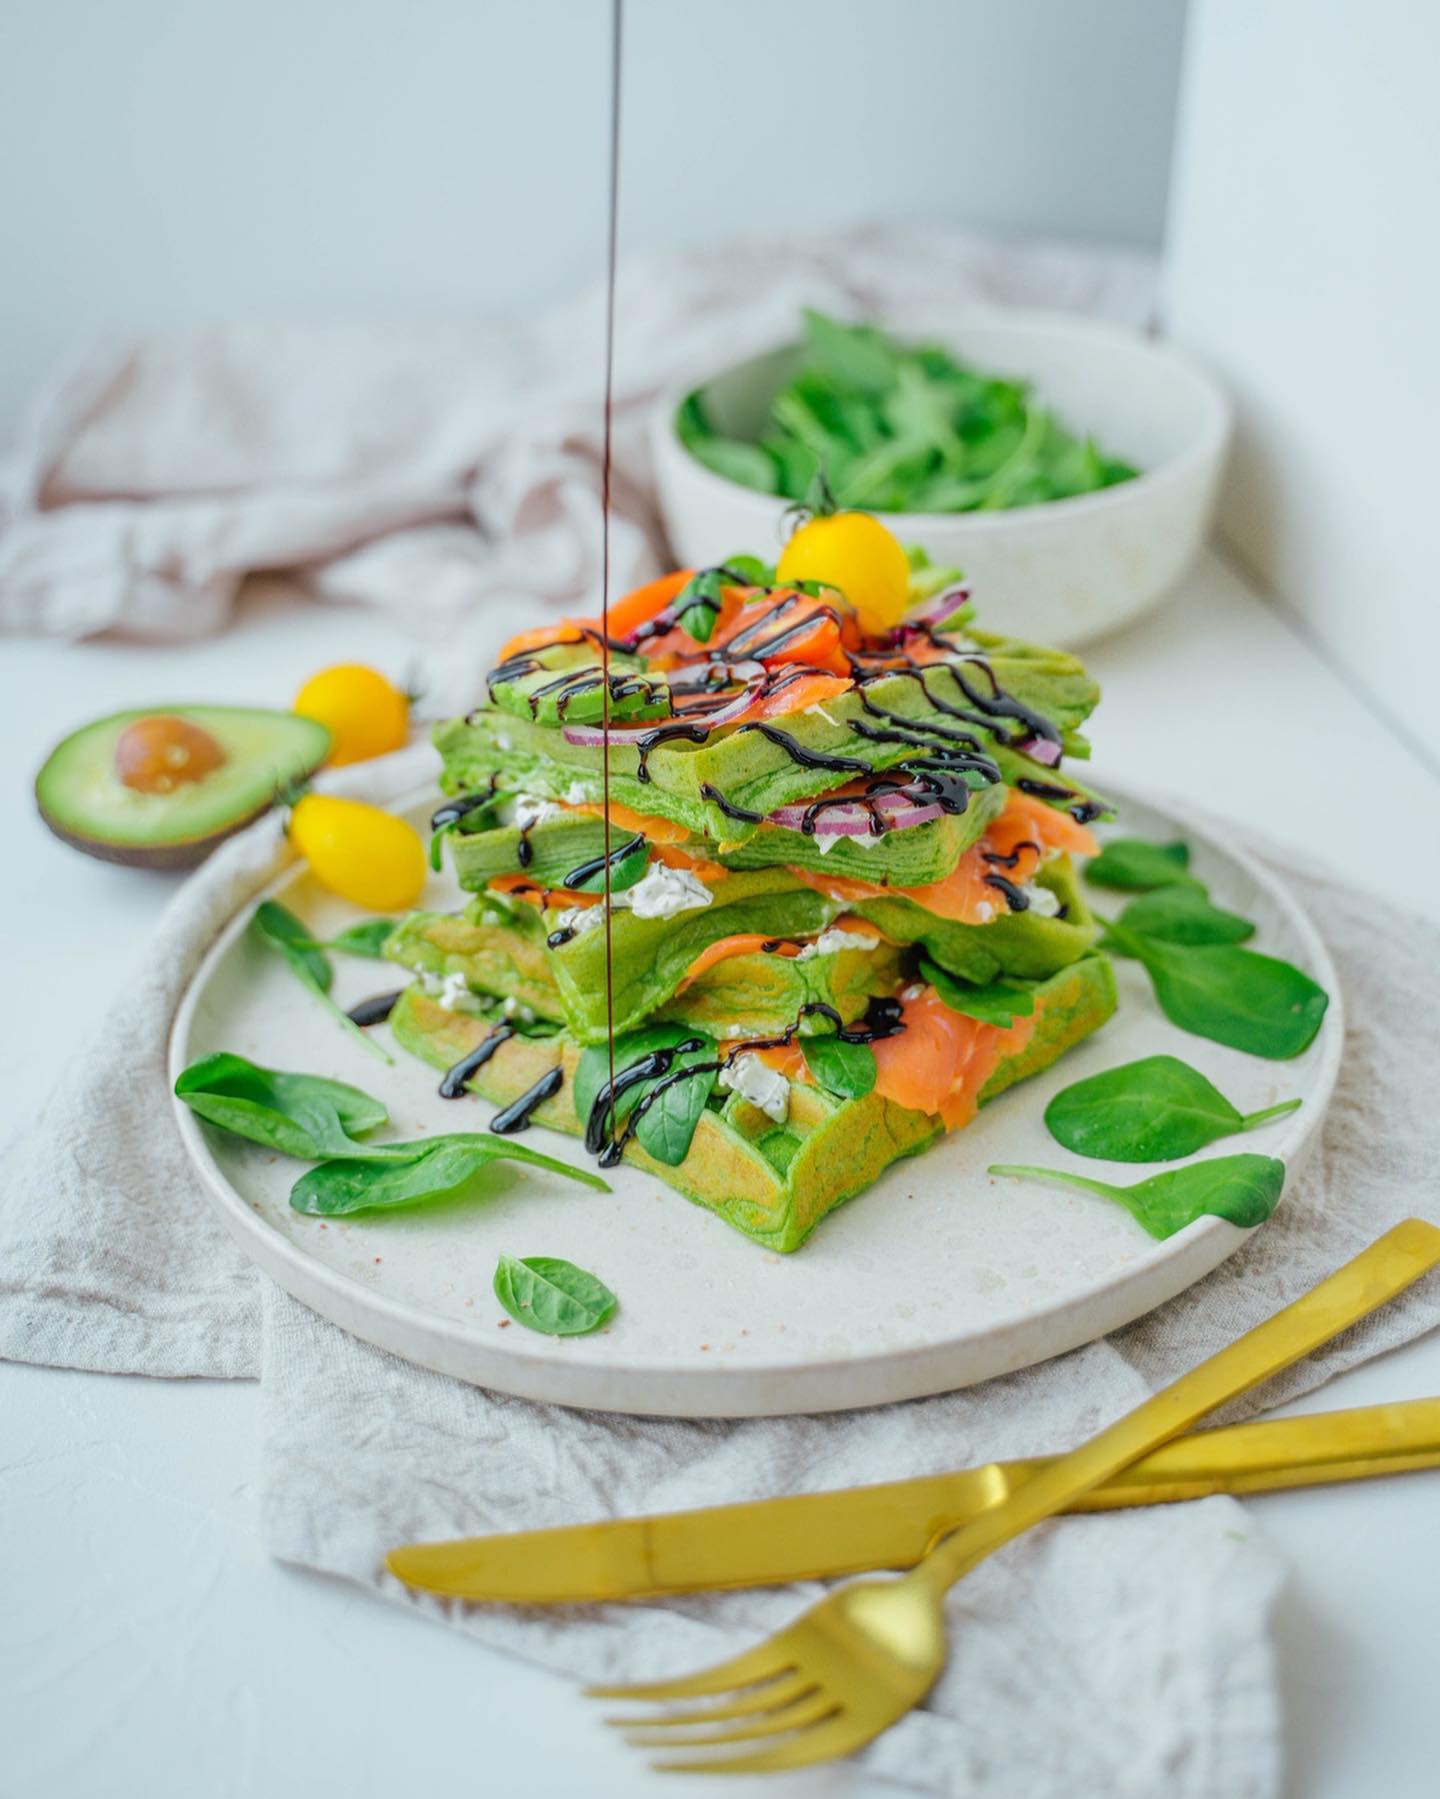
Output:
[[3, 550, 1438, 1799]]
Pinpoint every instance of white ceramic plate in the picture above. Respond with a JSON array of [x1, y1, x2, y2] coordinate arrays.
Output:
[[170, 782, 1339, 1418]]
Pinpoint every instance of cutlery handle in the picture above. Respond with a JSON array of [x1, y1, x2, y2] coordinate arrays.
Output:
[[917, 1218, 1440, 1593]]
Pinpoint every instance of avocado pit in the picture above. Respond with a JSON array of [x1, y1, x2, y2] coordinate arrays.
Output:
[[114, 714, 228, 794]]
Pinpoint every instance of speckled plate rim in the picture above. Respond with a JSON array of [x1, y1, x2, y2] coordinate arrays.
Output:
[[168, 778, 1342, 1417]]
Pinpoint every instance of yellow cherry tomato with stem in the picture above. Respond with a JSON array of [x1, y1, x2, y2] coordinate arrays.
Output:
[[289, 793, 427, 912], [294, 664, 411, 767], [776, 510, 912, 637]]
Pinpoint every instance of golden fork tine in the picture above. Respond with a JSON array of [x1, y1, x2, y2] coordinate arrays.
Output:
[[623, 1690, 837, 1749], [652, 1711, 866, 1775], [585, 1642, 794, 1702], [603, 1672, 818, 1730], [600, 1221, 1440, 1779]]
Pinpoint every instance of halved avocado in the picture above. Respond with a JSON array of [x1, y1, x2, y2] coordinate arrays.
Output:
[[35, 705, 331, 869]]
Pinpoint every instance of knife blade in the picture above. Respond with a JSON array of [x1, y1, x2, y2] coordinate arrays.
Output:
[[386, 1397, 1440, 1603]]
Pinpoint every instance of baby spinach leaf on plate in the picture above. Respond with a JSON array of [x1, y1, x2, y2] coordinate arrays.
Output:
[[1103, 923, 1330, 1060], [290, 1133, 607, 1216], [254, 900, 331, 989], [1084, 838, 1195, 892], [921, 957, 1036, 1026], [800, 1035, 876, 1098], [251, 900, 392, 1063], [989, 1153, 1286, 1240], [1119, 885, 1254, 945], [1044, 1054, 1302, 1162], [175, 1052, 387, 1159], [493, 1254, 617, 1336]]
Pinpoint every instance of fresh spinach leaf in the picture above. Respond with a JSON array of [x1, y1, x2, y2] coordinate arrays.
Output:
[[175, 1052, 387, 1159], [989, 1153, 1286, 1240], [254, 899, 332, 990], [672, 312, 1139, 514], [251, 900, 392, 1063], [291, 1133, 606, 1215], [1119, 885, 1254, 945], [675, 392, 778, 494], [1102, 923, 1329, 1060], [1044, 1054, 1302, 1162], [573, 1025, 718, 1167], [671, 568, 730, 643], [719, 553, 774, 586], [921, 957, 1036, 1026], [1084, 838, 1195, 892], [323, 918, 399, 958], [564, 833, 651, 895], [493, 1254, 617, 1336], [634, 1041, 718, 1166], [800, 1034, 876, 1098]]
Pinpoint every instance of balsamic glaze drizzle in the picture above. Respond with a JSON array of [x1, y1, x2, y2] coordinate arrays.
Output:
[[489, 1066, 564, 1133], [1015, 778, 1105, 825], [982, 874, 1030, 913], [346, 990, 404, 1027], [438, 1023, 516, 1099], [562, 832, 645, 891], [699, 782, 763, 825], [582, 996, 908, 1168]]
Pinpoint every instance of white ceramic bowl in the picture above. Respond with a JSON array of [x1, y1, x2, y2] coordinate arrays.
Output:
[[650, 306, 1232, 647]]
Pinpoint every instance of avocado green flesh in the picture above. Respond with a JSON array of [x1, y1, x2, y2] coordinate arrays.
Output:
[[35, 706, 330, 866], [387, 952, 1116, 1253]]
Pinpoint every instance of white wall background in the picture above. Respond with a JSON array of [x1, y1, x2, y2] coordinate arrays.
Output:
[[1165, 0, 1440, 769], [0, 0, 1187, 435]]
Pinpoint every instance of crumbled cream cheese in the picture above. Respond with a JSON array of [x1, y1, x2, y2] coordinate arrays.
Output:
[[1021, 883, 1062, 917], [551, 903, 606, 939], [501, 995, 536, 1023], [438, 970, 476, 1011], [626, 862, 713, 920], [511, 793, 565, 831], [796, 926, 880, 961], [564, 781, 592, 805], [719, 1052, 790, 1124], [421, 970, 479, 1011], [547, 860, 713, 939], [974, 900, 996, 923]]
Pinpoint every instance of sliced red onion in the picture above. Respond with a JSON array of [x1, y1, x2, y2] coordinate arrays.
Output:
[[560, 662, 766, 748], [765, 792, 945, 837], [1016, 736, 1063, 767], [906, 583, 972, 629]]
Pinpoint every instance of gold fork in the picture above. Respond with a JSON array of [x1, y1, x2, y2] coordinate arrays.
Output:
[[590, 1218, 1440, 1774]]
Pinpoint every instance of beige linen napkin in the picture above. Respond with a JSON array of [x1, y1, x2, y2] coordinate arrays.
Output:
[[3, 753, 1438, 1796], [0, 223, 1156, 701]]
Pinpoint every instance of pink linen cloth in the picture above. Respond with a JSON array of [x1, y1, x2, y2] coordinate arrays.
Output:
[[0, 224, 1156, 684]]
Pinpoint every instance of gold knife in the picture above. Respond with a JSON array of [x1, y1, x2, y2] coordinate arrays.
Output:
[[387, 1397, 1440, 1603]]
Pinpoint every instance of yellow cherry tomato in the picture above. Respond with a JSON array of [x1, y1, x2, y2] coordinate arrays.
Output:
[[294, 664, 410, 767], [289, 793, 427, 912], [775, 510, 912, 637]]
